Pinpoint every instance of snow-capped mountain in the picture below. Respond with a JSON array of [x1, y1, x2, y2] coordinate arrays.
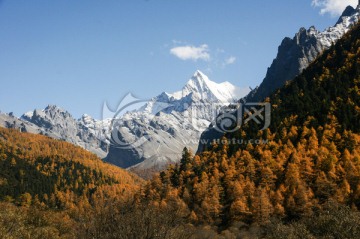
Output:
[[0, 112, 42, 135], [105, 70, 249, 175], [18, 105, 109, 158], [246, 5, 360, 102], [179, 71, 247, 102], [0, 70, 248, 177]]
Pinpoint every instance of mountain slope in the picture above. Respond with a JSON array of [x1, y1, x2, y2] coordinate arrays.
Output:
[[0, 127, 142, 209], [197, 5, 360, 153], [144, 21, 360, 228], [105, 71, 249, 176]]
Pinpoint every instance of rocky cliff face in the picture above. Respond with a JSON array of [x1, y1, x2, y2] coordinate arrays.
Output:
[[245, 6, 359, 103]]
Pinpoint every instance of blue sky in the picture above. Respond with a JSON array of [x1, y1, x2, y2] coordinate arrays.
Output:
[[0, 0, 358, 119]]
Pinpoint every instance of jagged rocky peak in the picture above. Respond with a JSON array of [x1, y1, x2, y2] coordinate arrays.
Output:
[[337, 5, 357, 24], [44, 104, 72, 117], [17, 105, 109, 158], [244, 5, 359, 103], [295, 26, 319, 43], [20, 104, 75, 130], [22, 104, 71, 121]]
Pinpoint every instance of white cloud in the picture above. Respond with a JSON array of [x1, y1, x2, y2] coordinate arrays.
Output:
[[224, 56, 236, 65], [170, 44, 210, 61], [312, 0, 358, 17]]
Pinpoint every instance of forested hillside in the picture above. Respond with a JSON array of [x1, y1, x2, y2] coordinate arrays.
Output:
[[143, 22, 360, 237], [0, 127, 144, 238], [0, 127, 142, 209]]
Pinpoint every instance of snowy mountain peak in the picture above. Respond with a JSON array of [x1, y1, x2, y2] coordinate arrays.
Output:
[[191, 70, 208, 82], [336, 5, 359, 25], [137, 70, 249, 116], [181, 70, 249, 103], [183, 70, 210, 95], [183, 71, 212, 98]]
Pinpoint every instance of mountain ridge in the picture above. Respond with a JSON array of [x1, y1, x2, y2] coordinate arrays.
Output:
[[245, 5, 359, 103], [0, 105, 109, 158], [105, 71, 249, 177]]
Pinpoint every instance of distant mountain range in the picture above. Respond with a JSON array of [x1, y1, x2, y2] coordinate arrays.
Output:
[[0, 71, 249, 176], [0, 105, 110, 158]]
